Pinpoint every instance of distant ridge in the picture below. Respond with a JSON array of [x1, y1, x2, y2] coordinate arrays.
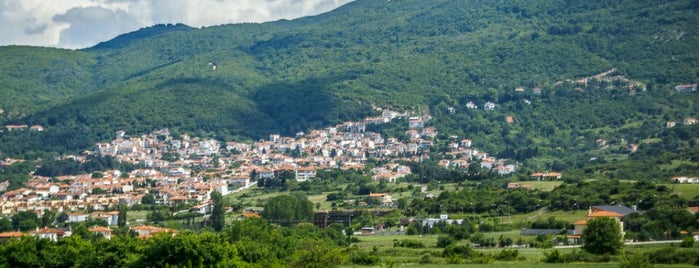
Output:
[[87, 23, 193, 50]]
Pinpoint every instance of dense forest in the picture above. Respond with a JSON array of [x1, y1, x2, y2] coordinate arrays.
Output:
[[1, 0, 699, 173]]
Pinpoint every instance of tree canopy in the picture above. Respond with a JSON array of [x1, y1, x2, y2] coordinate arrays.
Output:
[[583, 217, 624, 254]]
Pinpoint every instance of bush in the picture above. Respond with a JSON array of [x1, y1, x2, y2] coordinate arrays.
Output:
[[679, 236, 695, 248], [561, 250, 611, 263], [349, 250, 379, 265], [495, 249, 520, 261], [437, 236, 455, 248], [444, 254, 461, 264], [618, 251, 653, 268], [543, 249, 564, 263], [393, 239, 425, 249], [442, 244, 477, 259], [648, 248, 697, 264], [419, 254, 432, 264]]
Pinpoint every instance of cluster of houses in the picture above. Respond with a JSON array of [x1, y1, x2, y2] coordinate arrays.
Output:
[[3, 124, 44, 131], [671, 176, 699, 184], [666, 117, 698, 128], [1, 108, 512, 221], [0, 224, 178, 242]]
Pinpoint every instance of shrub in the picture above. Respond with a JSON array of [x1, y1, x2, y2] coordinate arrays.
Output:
[[444, 253, 461, 264], [442, 244, 476, 259], [419, 254, 432, 264], [436, 236, 455, 248], [393, 239, 425, 249], [543, 249, 564, 263], [495, 249, 520, 261], [648, 248, 697, 264], [680, 236, 695, 248], [561, 250, 611, 263], [618, 251, 653, 268], [349, 250, 379, 265]]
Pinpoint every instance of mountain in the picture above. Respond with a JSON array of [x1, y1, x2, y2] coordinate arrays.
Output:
[[1, 0, 698, 175]]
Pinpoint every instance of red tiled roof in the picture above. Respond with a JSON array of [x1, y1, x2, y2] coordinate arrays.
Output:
[[0, 231, 25, 238]]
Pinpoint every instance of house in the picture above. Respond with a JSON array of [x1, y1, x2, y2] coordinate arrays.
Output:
[[684, 117, 698, 125], [29, 125, 44, 131], [91, 211, 119, 226], [505, 116, 514, 124], [295, 166, 317, 182], [67, 212, 88, 223], [627, 144, 639, 153], [0, 231, 24, 242], [29, 227, 70, 242], [89, 226, 112, 240], [5, 124, 28, 131], [596, 139, 607, 147], [530, 172, 562, 180], [483, 102, 496, 111], [465, 101, 478, 109], [0, 180, 9, 192], [360, 227, 375, 235], [675, 84, 697, 92], [532, 88, 542, 95], [408, 117, 424, 129], [459, 139, 472, 148], [130, 225, 177, 239], [570, 205, 634, 243], [368, 192, 393, 206], [507, 182, 533, 190], [237, 211, 260, 221], [190, 202, 212, 214], [666, 121, 676, 128], [672, 176, 699, 184]]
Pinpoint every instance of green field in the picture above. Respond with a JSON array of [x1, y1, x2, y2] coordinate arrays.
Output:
[[523, 181, 564, 192], [665, 184, 699, 200], [346, 233, 698, 267]]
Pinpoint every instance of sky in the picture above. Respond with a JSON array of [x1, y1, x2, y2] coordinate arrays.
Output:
[[0, 0, 354, 49]]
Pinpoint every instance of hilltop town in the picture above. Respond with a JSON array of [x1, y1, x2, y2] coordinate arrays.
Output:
[[1, 108, 515, 219]]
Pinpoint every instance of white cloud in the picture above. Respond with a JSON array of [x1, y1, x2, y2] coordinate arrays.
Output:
[[0, 0, 354, 49]]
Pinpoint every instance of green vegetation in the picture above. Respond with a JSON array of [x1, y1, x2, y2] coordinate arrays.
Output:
[[0, 0, 697, 179], [583, 217, 624, 254]]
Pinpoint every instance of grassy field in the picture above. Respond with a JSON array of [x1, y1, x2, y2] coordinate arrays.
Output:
[[347, 233, 698, 268], [523, 181, 563, 192], [664, 183, 699, 199]]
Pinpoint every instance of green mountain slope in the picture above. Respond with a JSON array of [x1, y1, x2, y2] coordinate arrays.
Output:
[[0, 0, 698, 172], [0, 46, 96, 119]]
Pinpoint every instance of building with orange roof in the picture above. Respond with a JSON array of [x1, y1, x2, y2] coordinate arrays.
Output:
[[238, 212, 261, 221], [29, 227, 69, 241], [130, 225, 177, 239], [530, 171, 562, 180], [569, 205, 633, 244], [89, 226, 112, 240], [0, 231, 25, 241]]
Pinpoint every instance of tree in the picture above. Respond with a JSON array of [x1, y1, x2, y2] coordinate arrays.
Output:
[[12, 211, 38, 231], [262, 194, 313, 226], [582, 217, 624, 254], [141, 193, 156, 205], [211, 190, 225, 231], [55, 212, 69, 225], [117, 203, 127, 228], [0, 217, 12, 232], [39, 209, 55, 227]]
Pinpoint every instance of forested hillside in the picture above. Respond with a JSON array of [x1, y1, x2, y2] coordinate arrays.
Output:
[[1, 0, 698, 174]]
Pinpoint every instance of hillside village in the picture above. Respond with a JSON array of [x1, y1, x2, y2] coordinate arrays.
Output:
[[0, 108, 515, 221]]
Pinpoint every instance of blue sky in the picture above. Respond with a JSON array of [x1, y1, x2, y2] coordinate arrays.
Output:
[[0, 0, 353, 49]]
